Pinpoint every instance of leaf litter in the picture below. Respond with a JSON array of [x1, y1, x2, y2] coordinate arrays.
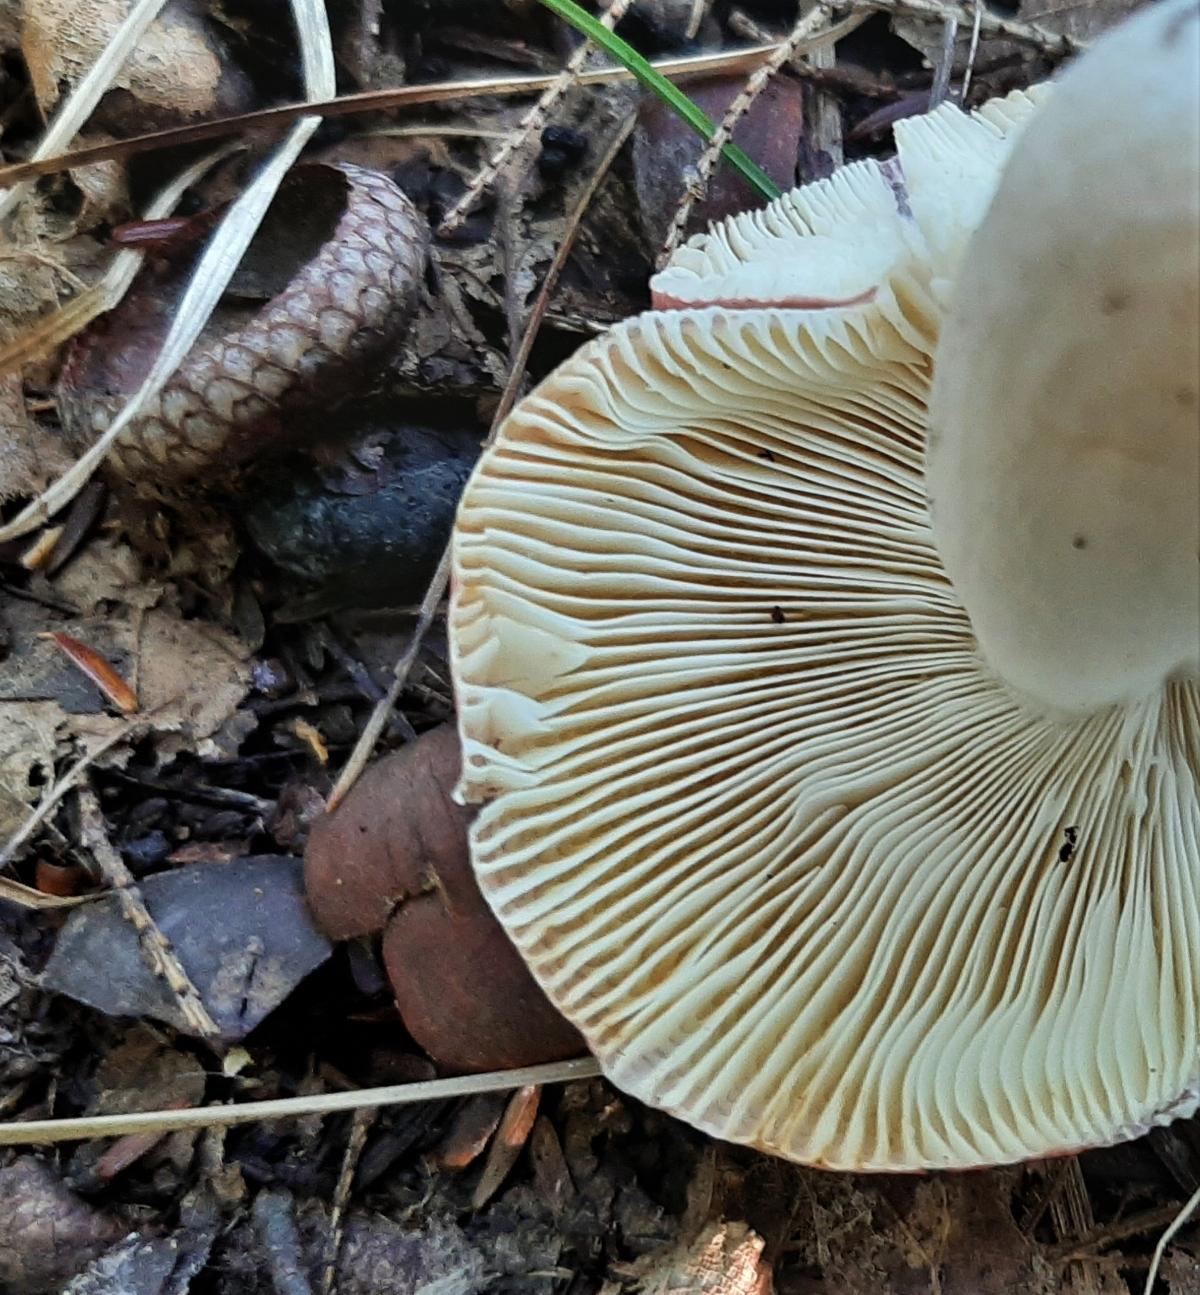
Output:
[[0, 0, 1197, 1292]]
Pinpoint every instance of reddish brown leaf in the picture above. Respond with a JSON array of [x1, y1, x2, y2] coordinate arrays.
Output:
[[45, 632, 138, 713]]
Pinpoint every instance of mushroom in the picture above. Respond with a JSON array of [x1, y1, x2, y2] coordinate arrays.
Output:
[[449, 0, 1200, 1172]]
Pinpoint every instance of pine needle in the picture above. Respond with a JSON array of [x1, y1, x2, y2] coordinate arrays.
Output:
[[536, 0, 781, 200]]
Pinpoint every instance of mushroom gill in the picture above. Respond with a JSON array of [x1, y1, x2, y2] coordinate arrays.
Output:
[[449, 1, 1200, 1172]]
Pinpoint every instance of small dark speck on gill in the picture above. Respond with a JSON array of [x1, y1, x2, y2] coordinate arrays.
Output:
[[1072, 535, 1088, 550], [1101, 288, 1131, 314]]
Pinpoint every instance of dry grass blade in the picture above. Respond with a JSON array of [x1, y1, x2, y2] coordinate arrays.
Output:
[[0, 1057, 603, 1145], [0, 0, 170, 224], [0, 0, 335, 544], [0, 144, 241, 378], [0, 122, 318, 544], [327, 111, 638, 810], [0, 44, 783, 190], [961, 0, 985, 101], [293, 0, 337, 99]]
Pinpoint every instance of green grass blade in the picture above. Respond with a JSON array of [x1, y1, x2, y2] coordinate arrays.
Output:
[[536, 0, 782, 202]]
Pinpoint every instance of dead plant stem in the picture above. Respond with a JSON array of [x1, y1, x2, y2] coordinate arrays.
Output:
[[76, 786, 220, 1039]]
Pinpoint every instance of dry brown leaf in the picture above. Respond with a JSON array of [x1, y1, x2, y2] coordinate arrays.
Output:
[[0, 376, 73, 502], [0, 699, 62, 842], [43, 533, 162, 615], [71, 605, 252, 759], [0, 594, 250, 847]]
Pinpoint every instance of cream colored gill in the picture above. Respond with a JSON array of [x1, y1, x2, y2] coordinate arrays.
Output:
[[451, 298, 1200, 1169], [449, 20, 1200, 1172]]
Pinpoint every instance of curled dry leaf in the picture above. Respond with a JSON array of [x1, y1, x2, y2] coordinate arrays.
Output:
[[57, 163, 430, 499], [21, 0, 254, 134], [304, 724, 586, 1073]]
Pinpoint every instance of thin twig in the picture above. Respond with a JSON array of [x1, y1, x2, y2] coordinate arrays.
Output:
[[1145, 1183, 1200, 1295], [1047, 1204, 1194, 1265], [327, 111, 638, 809], [0, 720, 139, 868], [320, 1108, 377, 1295], [76, 786, 221, 1039], [929, 15, 959, 107], [658, 3, 842, 265], [437, 0, 635, 234], [325, 545, 451, 812], [961, 0, 985, 102], [0, 45, 784, 190], [0, 1057, 602, 1145]]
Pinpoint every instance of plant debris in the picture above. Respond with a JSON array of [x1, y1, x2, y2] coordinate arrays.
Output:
[[0, 1, 1196, 1291]]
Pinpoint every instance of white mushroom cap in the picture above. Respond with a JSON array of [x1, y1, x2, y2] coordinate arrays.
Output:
[[928, 0, 1200, 713], [450, 2, 1200, 1172]]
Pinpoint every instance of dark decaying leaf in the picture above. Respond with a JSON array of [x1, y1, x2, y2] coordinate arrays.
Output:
[[0, 1156, 124, 1294], [42, 855, 331, 1039], [632, 74, 805, 246]]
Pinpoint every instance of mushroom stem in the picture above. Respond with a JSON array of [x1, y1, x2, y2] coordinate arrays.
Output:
[[926, 0, 1200, 716]]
